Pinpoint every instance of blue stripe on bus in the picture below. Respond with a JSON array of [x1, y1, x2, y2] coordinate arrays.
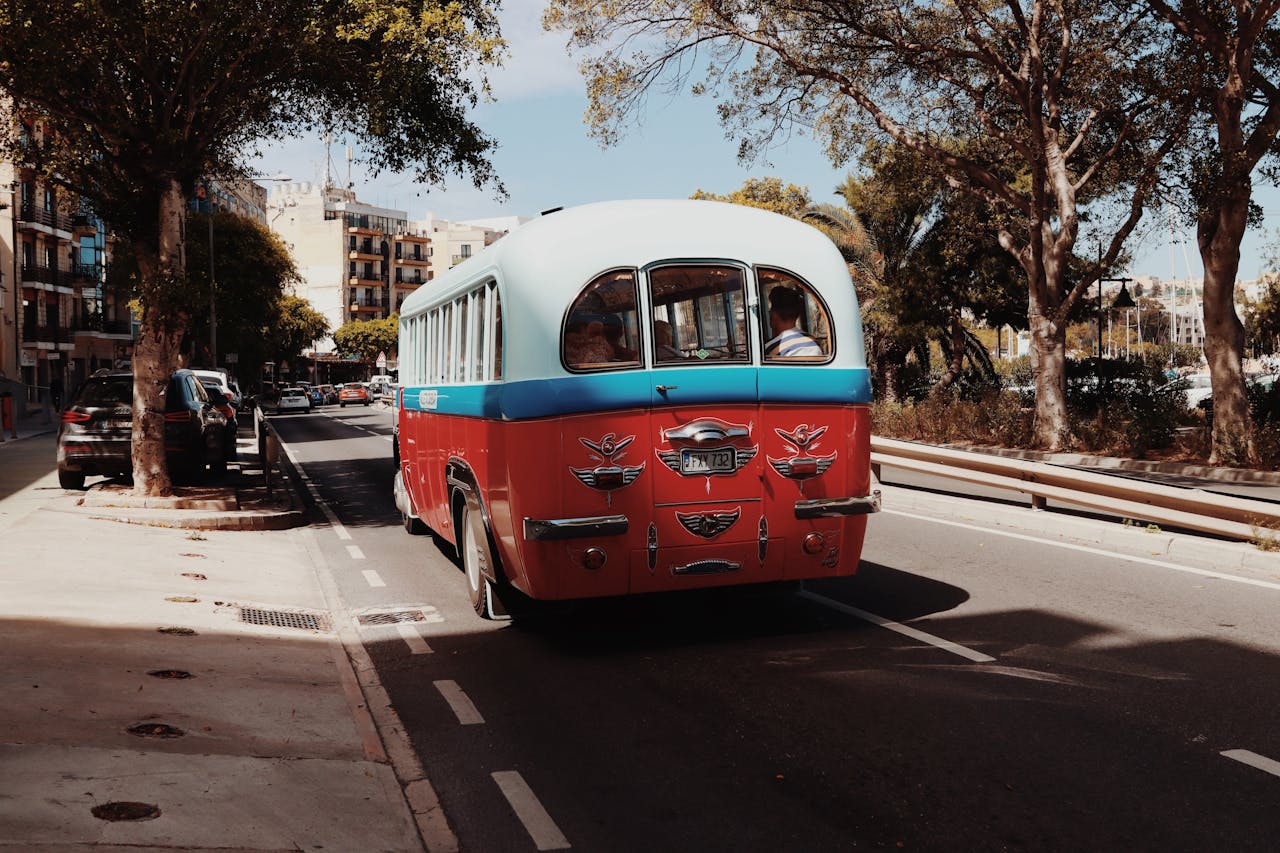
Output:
[[401, 367, 872, 419], [759, 366, 872, 404]]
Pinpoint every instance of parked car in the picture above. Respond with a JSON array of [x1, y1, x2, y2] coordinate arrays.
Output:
[[339, 383, 371, 406], [277, 387, 312, 413], [196, 378, 239, 461], [191, 368, 241, 411], [56, 369, 228, 490], [1160, 372, 1213, 409], [317, 384, 338, 405]]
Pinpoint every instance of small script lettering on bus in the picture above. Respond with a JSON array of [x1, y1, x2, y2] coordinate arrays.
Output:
[[418, 390, 439, 410]]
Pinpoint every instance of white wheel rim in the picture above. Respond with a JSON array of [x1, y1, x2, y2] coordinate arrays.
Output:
[[465, 513, 480, 592]]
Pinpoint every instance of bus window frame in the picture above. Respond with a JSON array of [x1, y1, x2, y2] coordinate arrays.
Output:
[[645, 259, 754, 368], [560, 266, 644, 375], [755, 264, 837, 365]]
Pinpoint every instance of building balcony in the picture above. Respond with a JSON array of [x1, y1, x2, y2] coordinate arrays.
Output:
[[397, 255, 430, 266], [74, 313, 133, 337], [69, 262, 102, 283], [71, 214, 98, 236], [348, 249, 382, 261], [394, 278, 425, 289], [21, 264, 63, 286], [22, 323, 75, 345], [348, 275, 387, 287], [346, 224, 383, 237], [17, 205, 72, 235], [396, 231, 430, 243]]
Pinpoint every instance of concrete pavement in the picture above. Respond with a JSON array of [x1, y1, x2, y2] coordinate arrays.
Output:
[[0, 427, 431, 851]]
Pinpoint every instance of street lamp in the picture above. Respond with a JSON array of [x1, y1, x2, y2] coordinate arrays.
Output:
[[1097, 276, 1135, 360]]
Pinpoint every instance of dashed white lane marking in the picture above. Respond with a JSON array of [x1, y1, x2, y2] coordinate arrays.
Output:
[[346, 544, 366, 560], [361, 569, 384, 587], [1222, 749, 1280, 778], [491, 771, 571, 850], [885, 509, 1280, 592], [798, 589, 997, 663], [396, 622, 433, 654], [434, 679, 485, 725]]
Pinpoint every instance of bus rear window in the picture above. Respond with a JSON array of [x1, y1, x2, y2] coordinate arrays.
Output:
[[649, 265, 749, 364], [759, 268, 833, 362], [563, 270, 641, 371]]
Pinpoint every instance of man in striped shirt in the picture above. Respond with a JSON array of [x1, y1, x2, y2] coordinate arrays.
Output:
[[764, 286, 823, 358]]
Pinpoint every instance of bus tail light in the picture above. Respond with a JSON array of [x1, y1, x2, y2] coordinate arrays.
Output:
[[802, 532, 825, 555], [583, 548, 607, 571], [61, 410, 91, 424]]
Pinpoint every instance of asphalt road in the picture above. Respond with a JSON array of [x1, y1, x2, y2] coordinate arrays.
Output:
[[271, 405, 1280, 852]]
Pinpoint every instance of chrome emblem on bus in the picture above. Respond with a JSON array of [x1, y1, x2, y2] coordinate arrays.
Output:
[[675, 507, 741, 539], [656, 418, 757, 479], [570, 433, 645, 500], [768, 424, 837, 482]]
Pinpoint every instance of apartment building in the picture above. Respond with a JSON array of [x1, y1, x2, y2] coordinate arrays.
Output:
[[266, 183, 527, 360], [268, 182, 435, 355], [1, 127, 128, 416]]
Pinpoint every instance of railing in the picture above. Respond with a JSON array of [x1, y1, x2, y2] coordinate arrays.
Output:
[[870, 436, 1280, 542], [17, 205, 71, 231], [21, 264, 61, 285]]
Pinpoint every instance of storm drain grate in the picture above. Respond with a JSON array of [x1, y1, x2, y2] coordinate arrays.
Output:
[[239, 607, 329, 632], [357, 610, 430, 626]]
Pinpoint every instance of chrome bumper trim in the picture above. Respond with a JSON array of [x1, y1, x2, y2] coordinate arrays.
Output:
[[794, 491, 882, 519], [523, 514, 629, 541]]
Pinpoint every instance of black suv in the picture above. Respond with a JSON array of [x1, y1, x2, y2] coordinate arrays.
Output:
[[56, 369, 228, 489]]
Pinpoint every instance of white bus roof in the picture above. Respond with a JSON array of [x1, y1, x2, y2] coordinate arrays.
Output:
[[399, 199, 865, 378]]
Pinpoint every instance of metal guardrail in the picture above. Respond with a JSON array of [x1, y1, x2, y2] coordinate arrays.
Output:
[[870, 436, 1280, 542]]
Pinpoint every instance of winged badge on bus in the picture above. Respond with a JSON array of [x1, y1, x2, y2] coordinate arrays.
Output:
[[768, 424, 837, 483], [570, 433, 645, 501]]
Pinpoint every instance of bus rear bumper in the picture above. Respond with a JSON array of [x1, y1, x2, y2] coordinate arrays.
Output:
[[524, 515, 630, 541], [794, 491, 882, 519]]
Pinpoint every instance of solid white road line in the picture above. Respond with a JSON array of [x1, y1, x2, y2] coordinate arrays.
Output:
[[434, 679, 485, 726], [885, 508, 1280, 592], [316, 501, 352, 540], [1222, 749, 1280, 778], [798, 589, 997, 663], [361, 569, 385, 587], [396, 622, 433, 654], [346, 544, 365, 560], [491, 771, 571, 851]]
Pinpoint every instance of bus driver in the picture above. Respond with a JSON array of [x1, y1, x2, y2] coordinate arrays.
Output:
[[764, 286, 822, 357]]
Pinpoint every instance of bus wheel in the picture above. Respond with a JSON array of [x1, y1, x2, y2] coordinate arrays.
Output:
[[461, 504, 507, 620], [402, 502, 428, 535]]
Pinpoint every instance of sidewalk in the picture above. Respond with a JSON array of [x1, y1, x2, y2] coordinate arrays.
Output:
[[0, 423, 428, 851]]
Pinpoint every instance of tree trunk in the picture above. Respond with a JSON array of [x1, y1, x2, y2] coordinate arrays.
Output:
[[873, 337, 907, 403], [1029, 313, 1069, 449], [932, 309, 966, 394], [130, 179, 188, 496], [1199, 202, 1254, 465]]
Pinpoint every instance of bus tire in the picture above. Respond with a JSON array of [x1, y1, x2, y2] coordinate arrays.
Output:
[[461, 504, 508, 620], [403, 502, 428, 535]]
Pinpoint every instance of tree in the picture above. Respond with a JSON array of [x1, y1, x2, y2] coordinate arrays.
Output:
[[0, 0, 503, 494], [333, 315, 399, 364], [1144, 2, 1280, 464], [269, 296, 331, 368], [110, 210, 303, 380], [545, 1, 1184, 449], [691, 177, 813, 218]]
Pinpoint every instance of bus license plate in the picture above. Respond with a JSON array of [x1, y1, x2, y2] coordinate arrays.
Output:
[[681, 447, 736, 475]]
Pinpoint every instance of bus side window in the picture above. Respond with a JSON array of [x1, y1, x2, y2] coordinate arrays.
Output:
[[563, 270, 641, 371], [759, 269, 833, 362]]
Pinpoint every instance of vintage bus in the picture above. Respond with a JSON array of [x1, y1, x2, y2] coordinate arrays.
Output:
[[393, 199, 880, 618]]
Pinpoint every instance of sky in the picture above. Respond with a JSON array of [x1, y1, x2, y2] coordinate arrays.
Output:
[[255, 4, 1278, 284]]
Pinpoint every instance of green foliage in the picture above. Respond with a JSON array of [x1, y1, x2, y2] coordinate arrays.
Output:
[[691, 177, 813, 218], [333, 315, 399, 362], [271, 297, 331, 365]]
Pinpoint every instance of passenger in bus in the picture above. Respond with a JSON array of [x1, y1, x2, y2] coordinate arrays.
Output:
[[654, 320, 684, 361], [564, 312, 615, 366], [601, 314, 638, 362], [765, 287, 822, 357]]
